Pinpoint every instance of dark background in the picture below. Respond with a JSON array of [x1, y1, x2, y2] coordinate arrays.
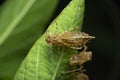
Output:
[[0, 0, 120, 80]]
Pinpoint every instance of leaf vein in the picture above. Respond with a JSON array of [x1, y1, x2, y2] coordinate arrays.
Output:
[[52, 52, 64, 80]]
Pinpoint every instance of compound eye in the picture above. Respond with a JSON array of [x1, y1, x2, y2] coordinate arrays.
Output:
[[46, 35, 53, 43]]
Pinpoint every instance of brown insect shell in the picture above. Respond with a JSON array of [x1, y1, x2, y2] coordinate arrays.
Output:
[[46, 32, 95, 47], [70, 51, 92, 65], [79, 51, 92, 62], [70, 54, 80, 65], [60, 32, 95, 40], [58, 32, 95, 46], [75, 73, 89, 80]]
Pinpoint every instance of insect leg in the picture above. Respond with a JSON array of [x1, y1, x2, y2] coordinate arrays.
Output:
[[83, 45, 88, 51], [64, 65, 85, 74], [69, 46, 82, 49], [64, 68, 82, 74], [79, 64, 86, 73]]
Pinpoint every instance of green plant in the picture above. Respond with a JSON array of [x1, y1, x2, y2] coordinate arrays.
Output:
[[0, 0, 85, 80]]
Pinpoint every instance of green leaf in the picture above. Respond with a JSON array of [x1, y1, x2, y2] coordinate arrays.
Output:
[[0, 0, 59, 79], [14, 0, 85, 80]]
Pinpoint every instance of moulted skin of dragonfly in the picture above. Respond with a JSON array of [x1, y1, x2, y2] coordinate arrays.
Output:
[[46, 31, 95, 49], [74, 73, 89, 80], [70, 50, 92, 65]]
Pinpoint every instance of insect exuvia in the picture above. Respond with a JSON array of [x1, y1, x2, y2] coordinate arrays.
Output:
[[75, 73, 89, 80], [70, 50, 92, 65], [46, 32, 95, 49]]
